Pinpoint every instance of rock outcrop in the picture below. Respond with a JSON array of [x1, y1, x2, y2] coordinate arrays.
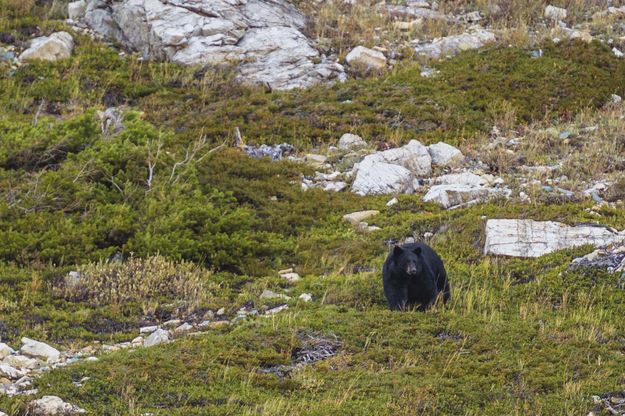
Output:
[[413, 28, 496, 58], [73, 0, 345, 90], [484, 219, 625, 257]]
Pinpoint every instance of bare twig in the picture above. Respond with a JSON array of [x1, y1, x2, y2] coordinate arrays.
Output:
[[33, 98, 46, 126], [146, 138, 163, 189]]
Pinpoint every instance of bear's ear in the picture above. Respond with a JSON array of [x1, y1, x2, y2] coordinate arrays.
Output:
[[393, 246, 404, 256], [413, 246, 422, 255]]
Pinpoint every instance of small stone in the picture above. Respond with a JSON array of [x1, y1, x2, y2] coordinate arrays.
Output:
[[143, 329, 170, 347], [209, 321, 230, 329], [298, 293, 312, 302], [280, 272, 301, 282], [260, 290, 291, 300], [338, 133, 367, 150], [139, 325, 159, 334], [216, 307, 226, 316], [162, 319, 181, 328], [266, 305, 289, 315], [545, 5, 567, 21], [345, 46, 387, 70], [174, 323, 194, 333], [343, 210, 380, 225], [613, 47, 624, 58], [0, 363, 25, 380], [386, 197, 398, 207], [131, 336, 144, 345], [0, 343, 14, 360], [305, 154, 327, 165]]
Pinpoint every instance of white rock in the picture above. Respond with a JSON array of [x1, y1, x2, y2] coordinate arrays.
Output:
[[3, 355, 39, 370], [414, 29, 496, 58], [0, 343, 14, 360], [386, 197, 399, 207], [19, 32, 74, 62], [162, 319, 181, 329], [174, 323, 194, 333], [427, 142, 463, 167], [321, 181, 348, 192], [67, 0, 86, 20], [265, 305, 288, 315], [423, 184, 496, 208], [483, 219, 625, 257], [260, 290, 291, 300], [365, 140, 432, 176], [343, 210, 380, 225], [28, 396, 86, 415], [351, 160, 414, 195], [612, 47, 624, 58], [0, 364, 25, 380], [131, 336, 144, 345], [545, 5, 567, 21], [298, 293, 312, 302], [345, 46, 387, 70], [143, 329, 170, 347], [338, 133, 367, 150], [0, 411, 7, 416], [280, 272, 301, 283], [139, 325, 159, 334], [432, 173, 488, 187], [20, 338, 60, 362]]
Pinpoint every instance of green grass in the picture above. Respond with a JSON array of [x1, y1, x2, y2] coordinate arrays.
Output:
[[1, 7, 625, 416]]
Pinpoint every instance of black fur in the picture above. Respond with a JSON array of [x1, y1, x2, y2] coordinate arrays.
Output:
[[382, 242, 450, 311]]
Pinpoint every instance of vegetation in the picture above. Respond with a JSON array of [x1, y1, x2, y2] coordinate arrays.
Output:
[[1, 1, 625, 415]]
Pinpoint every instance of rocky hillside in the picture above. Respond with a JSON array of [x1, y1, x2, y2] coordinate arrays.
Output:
[[0, 0, 625, 414]]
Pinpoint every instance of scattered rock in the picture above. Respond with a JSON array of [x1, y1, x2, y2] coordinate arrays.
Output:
[[386, 5, 450, 21], [484, 219, 625, 257], [174, 323, 194, 333], [345, 46, 387, 70], [427, 142, 463, 167], [0, 344, 14, 360], [0, 364, 25, 380], [386, 197, 399, 207], [139, 325, 159, 334], [413, 28, 496, 59], [19, 32, 74, 62], [77, 0, 345, 90], [143, 329, 170, 347], [338, 133, 367, 150], [4, 355, 39, 370], [343, 210, 380, 225], [265, 305, 288, 315], [545, 5, 567, 21], [244, 143, 295, 161], [432, 172, 488, 187], [613, 47, 624, 58], [260, 290, 291, 301], [298, 293, 312, 302], [20, 338, 60, 362], [28, 396, 86, 415], [570, 244, 625, 273]]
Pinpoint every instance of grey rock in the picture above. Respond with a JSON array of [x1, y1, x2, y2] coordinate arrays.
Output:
[[0, 344, 14, 361], [484, 219, 625, 257], [414, 28, 496, 59], [343, 210, 379, 225], [423, 184, 501, 209], [19, 32, 74, 62], [338, 133, 367, 150], [143, 329, 170, 347], [345, 46, 387, 70], [545, 5, 567, 21], [427, 142, 463, 167], [28, 396, 86, 415], [20, 338, 60, 362], [68, 0, 87, 20]]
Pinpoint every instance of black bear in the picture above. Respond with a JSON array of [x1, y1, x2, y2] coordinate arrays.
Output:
[[382, 242, 450, 311]]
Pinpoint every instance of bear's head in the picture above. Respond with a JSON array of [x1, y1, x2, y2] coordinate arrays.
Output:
[[393, 245, 422, 276]]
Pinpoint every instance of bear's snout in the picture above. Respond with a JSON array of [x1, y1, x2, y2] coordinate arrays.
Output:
[[406, 264, 418, 275]]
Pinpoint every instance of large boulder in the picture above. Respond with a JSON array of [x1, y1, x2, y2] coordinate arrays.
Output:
[[484, 219, 625, 257], [365, 140, 432, 176], [351, 160, 413, 195], [18, 32, 74, 62], [75, 0, 345, 90]]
